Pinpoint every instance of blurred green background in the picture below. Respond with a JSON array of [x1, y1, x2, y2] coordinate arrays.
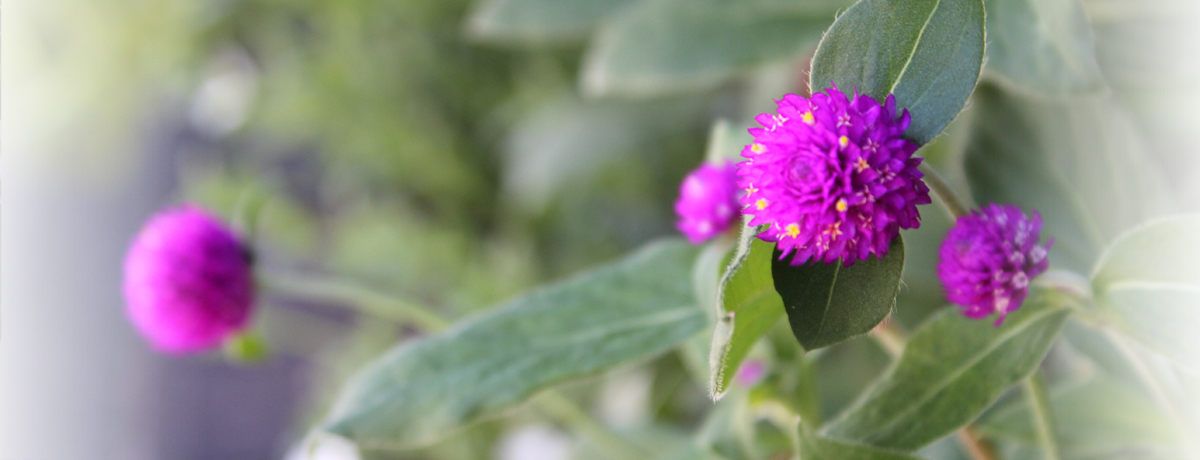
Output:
[[4, 0, 1199, 458]]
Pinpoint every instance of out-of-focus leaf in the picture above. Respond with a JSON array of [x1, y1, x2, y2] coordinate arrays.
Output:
[[822, 289, 1074, 450], [1090, 216, 1200, 371], [964, 84, 1173, 274], [582, 0, 846, 98], [985, 0, 1105, 94], [977, 378, 1181, 459], [773, 237, 904, 351], [465, 0, 639, 44], [809, 0, 985, 144], [798, 429, 924, 460], [502, 95, 701, 212], [708, 227, 786, 399], [322, 240, 705, 449]]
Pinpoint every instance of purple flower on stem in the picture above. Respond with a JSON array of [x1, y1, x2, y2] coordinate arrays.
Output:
[[675, 160, 740, 244], [737, 86, 931, 266], [937, 204, 1053, 324], [124, 204, 255, 354]]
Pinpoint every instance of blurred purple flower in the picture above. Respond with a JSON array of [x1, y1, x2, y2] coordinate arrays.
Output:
[[675, 160, 740, 244], [938, 204, 1053, 324], [735, 360, 767, 388], [123, 204, 255, 354], [737, 86, 930, 266]]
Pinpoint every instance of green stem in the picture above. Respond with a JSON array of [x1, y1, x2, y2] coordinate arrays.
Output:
[[257, 272, 451, 332], [535, 391, 648, 460], [1024, 372, 1061, 460], [918, 162, 971, 219]]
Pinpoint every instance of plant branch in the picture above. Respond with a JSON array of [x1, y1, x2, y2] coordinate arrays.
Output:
[[257, 272, 451, 332], [918, 162, 971, 219], [1024, 372, 1061, 460], [956, 426, 998, 460]]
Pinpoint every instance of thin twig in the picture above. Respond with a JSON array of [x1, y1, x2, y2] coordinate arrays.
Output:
[[918, 162, 971, 219], [957, 426, 998, 460], [257, 272, 451, 331], [1024, 372, 1061, 460]]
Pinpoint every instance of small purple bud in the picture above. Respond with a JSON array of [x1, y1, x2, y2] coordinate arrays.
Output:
[[123, 204, 255, 354], [937, 204, 1053, 325], [675, 160, 740, 244], [735, 360, 767, 387]]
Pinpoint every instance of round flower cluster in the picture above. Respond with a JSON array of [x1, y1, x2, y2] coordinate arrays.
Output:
[[937, 204, 1053, 324], [737, 86, 931, 265], [675, 160, 740, 244], [123, 205, 256, 354]]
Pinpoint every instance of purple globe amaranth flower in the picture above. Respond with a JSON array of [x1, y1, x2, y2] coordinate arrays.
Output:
[[937, 204, 1054, 324], [675, 160, 740, 244], [737, 85, 931, 265], [123, 204, 255, 354]]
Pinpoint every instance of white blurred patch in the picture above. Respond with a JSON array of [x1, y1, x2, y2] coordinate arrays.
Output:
[[597, 368, 653, 430], [494, 424, 573, 460], [284, 433, 361, 460], [189, 47, 258, 139]]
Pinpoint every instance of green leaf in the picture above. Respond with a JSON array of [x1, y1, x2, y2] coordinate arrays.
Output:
[[464, 0, 638, 44], [581, 0, 845, 98], [798, 430, 924, 460], [821, 289, 1074, 450], [1091, 216, 1200, 371], [708, 227, 786, 399], [808, 0, 985, 144], [964, 84, 1174, 274], [984, 0, 1105, 94], [773, 236, 905, 351], [322, 239, 706, 449], [977, 378, 1180, 457]]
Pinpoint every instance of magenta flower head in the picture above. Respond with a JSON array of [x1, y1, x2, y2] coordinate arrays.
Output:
[[737, 86, 931, 266], [938, 204, 1054, 324], [675, 160, 740, 244], [123, 204, 255, 354]]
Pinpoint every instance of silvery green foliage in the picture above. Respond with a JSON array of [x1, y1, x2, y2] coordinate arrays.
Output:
[[314, 0, 1200, 459]]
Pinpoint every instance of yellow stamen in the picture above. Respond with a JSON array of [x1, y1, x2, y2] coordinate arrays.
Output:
[[756, 199, 768, 210], [826, 222, 843, 240], [838, 136, 849, 148], [786, 223, 800, 238], [836, 198, 848, 212], [801, 111, 815, 125], [855, 157, 869, 172], [750, 143, 766, 154], [745, 184, 758, 195]]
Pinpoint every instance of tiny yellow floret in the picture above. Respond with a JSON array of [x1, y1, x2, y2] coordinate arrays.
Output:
[[746, 184, 758, 195], [836, 199, 848, 212], [801, 112, 815, 125], [855, 157, 869, 172], [750, 143, 766, 154], [838, 136, 849, 148], [756, 199, 768, 210], [786, 223, 800, 238]]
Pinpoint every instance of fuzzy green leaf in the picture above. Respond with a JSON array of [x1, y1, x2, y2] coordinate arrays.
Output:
[[582, 0, 846, 98], [323, 239, 705, 449], [1091, 215, 1200, 372], [809, 0, 985, 144], [822, 289, 1074, 450], [773, 237, 905, 351], [465, 0, 638, 44], [708, 226, 786, 399], [985, 0, 1105, 94]]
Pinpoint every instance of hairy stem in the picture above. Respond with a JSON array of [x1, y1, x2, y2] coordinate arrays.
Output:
[[258, 272, 451, 331], [1024, 372, 1061, 460], [956, 426, 998, 460], [918, 162, 971, 219]]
